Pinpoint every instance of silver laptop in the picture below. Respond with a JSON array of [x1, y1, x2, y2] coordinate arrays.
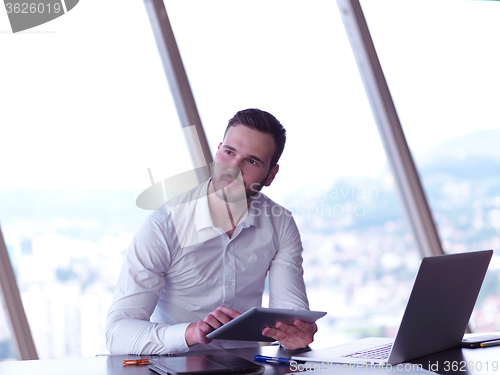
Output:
[[292, 250, 493, 366]]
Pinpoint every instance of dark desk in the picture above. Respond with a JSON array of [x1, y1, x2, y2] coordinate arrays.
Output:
[[0, 344, 498, 375], [410, 345, 500, 375]]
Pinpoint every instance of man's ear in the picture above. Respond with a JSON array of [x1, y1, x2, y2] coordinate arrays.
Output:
[[264, 164, 279, 187], [215, 142, 222, 157]]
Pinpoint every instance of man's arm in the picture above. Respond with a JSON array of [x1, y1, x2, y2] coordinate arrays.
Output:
[[262, 214, 317, 349], [105, 216, 190, 355]]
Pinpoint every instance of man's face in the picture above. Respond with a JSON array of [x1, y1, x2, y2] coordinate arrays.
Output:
[[211, 124, 279, 203]]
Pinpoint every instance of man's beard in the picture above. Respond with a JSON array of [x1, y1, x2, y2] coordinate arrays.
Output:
[[210, 163, 268, 203]]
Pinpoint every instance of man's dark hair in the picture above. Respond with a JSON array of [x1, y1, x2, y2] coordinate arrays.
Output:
[[225, 108, 286, 169]]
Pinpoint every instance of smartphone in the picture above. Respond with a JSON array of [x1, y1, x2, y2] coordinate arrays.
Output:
[[461, 334, 500, 348]]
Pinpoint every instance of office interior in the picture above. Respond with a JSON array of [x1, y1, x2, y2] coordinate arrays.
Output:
[[1, 0, 499, 362]]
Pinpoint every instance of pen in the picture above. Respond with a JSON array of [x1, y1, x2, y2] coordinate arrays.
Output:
[[254, 355, 292, 364], [480, 340, 500, 348], [122, 359, 149, 366]]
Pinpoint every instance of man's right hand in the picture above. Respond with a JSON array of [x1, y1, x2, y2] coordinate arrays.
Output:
[[185, 306, 241, 347]]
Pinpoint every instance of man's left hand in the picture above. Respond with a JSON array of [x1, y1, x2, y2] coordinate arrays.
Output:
[[262, 320, 317, 350]]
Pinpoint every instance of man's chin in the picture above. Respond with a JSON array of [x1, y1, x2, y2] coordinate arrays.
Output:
[[213, 187, 248, 203]]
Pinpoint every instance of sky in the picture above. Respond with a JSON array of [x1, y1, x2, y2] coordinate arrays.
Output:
[[0, 0, 499, 192]]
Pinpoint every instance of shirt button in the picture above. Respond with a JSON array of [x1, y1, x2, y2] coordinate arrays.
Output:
[[226, 280, 233, 286]]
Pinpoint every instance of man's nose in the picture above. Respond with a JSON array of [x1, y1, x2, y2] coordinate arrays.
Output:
[[228, 157, 243, 169], [226, 159, 243, 175]]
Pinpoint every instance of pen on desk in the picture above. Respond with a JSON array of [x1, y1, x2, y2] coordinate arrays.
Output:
[[122, 359, 149, 366], [254, 355, 292, 364], [480, 339, 500, 348]]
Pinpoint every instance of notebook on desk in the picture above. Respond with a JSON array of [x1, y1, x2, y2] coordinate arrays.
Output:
[[148, 353, 264, 375], [292, 250, 493, 366]]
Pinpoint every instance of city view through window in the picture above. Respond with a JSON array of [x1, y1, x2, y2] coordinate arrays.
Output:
[[1, 0, 499, 360], [362, 0, 500, 333]]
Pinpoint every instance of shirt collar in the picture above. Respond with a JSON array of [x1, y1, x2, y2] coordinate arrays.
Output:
[[244, 195, 260, 228], [194, 180, 260, 232], [194, 180, 214, 231]]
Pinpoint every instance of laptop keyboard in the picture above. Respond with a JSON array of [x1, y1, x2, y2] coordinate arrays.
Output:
[[341, 343, 393, 360]]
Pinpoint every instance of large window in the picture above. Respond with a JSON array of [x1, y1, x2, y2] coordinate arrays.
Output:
[[165, 0, 421, 347], [0, 0, 193, 359], [362, 0, 500, 332], [2, 0, 497, 360], [0, 305, 15, 361]]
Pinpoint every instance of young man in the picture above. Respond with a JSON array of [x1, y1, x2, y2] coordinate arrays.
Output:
[[105, 109, 316, 355]]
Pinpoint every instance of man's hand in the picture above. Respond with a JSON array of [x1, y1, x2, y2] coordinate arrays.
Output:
[[262, 320, 317, 350], [185, 306, 241, 347]]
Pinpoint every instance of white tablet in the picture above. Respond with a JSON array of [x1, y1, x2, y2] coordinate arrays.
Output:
[[206, 307, 327, 342]]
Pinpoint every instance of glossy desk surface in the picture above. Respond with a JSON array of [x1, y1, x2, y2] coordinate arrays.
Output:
[[0, 344, 499, 375]]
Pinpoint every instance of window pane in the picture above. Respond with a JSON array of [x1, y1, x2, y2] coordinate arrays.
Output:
[[362, 0, 500, 331], [166, 0, 421, 346], [0, 0, 193, 358], [0, 296, 16, 361]]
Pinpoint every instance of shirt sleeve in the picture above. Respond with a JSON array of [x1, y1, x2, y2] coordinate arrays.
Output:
[[105, 214, 190, 355], [268, 213, 310, 310]]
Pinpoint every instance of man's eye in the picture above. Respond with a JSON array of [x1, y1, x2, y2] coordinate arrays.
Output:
[[249, 159, 257, 165]]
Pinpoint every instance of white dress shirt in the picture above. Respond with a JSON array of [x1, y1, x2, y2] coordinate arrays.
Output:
[[105, 180, 309, 355]]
